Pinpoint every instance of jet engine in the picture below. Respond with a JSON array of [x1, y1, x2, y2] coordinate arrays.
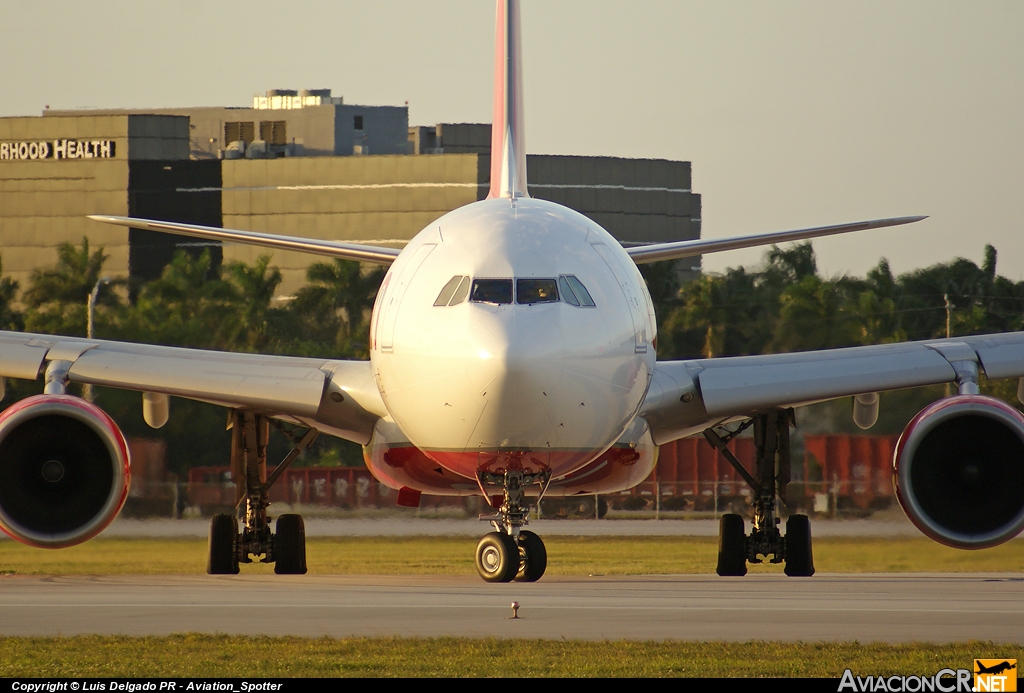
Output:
[[0, 394, 130, 548], [894, 394, 1024, 549]]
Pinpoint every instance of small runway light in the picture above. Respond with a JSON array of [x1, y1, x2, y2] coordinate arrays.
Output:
[[510, 601, 520, 619]]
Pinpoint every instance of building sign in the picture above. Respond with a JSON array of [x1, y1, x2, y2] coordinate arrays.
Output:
[[0, 139, 116, 161]]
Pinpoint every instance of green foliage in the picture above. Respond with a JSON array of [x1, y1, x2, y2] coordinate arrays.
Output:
[[222, 254, 284, 352], [0, 256, 22, 331], [285, 259, 386, 357], [113, 249, 238, 348], [5, 535, 1024, 576], [2, 635, 1017, 678], [652, 242, 1024, 360], [23, 238, 110, 336]]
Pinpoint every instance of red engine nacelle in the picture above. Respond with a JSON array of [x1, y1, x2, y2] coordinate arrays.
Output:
[[894, 394, 1024, 549], [0, 394, 130, 548]]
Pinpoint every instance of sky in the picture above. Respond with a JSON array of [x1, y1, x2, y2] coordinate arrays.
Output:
[[3, 0, 1022, 280]]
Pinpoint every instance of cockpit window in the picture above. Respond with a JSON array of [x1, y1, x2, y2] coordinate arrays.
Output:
[[448, 276, 471, 305], [434, 276, 465, 306], [558, 276, 579, 306], [470, 278, 513, 304], [516, 278, 559, 304], [562, 275, 596, 307]]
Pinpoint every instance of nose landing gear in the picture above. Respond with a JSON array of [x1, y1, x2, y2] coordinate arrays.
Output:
[[474, 469, 550, 583], [706, 409, 815, 578]]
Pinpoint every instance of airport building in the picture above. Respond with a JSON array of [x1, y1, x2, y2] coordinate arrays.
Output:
[[0, 90, 702, 295]]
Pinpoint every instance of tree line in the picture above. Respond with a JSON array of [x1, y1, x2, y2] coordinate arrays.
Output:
[[0, 238, 1022, 472], [648, 243, 1024, 360], [0, 241, 384, 359]]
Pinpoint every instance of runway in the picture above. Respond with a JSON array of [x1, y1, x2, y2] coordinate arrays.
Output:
[[2, 573, 1021, 643]]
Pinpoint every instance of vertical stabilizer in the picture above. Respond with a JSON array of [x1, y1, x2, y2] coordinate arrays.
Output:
[[488, 0, 528, 199]]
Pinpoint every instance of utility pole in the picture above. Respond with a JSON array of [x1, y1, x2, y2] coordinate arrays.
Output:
[[84, 277, 110, 402], [944, 293, 953, 397]]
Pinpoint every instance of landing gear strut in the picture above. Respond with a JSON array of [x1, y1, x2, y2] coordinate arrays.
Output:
[[207, 410, 318, 575], [706, 409, 814, 577], [474, 469, 550, 583]]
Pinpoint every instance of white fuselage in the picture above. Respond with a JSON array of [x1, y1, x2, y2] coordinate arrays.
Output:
[[368, 196, 656, 480]]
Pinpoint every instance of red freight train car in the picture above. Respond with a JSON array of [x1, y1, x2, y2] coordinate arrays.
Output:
[[184, 434, 899, 515], [800, 434, 898, 511], [626, 434, 899, 513], [185, 466, 470, 513]]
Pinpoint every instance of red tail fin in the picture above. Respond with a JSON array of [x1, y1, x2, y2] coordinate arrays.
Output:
[[487, 0, 528, 200]]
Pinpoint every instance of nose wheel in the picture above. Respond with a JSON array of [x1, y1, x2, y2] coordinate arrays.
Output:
[[475, 532, 519, 582], [474, 469, 550, 583], [514, 530, 547, 582], [475, 530, 548, 583]]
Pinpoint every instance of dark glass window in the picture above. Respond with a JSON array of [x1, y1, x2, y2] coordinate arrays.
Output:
[[516, 279, 558, 304], [558, 276, 579, 306], [354, 115, 364, 130], [470, 279, 513, 304], [563, 275, 596, 307]]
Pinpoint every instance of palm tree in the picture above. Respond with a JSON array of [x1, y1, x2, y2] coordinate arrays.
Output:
[[224, 255, 283, 352], [772, 275, 862, 352], [120, 249, 237, 348], [288, 259, 385, 357], [0, 256, 22, 331], [23, 238, 110, 336]]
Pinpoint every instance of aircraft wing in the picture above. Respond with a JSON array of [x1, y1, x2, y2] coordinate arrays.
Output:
[[641, 331, 1024, 445], [625, 216, 926, 264], [0, 330, 388, 444], [88, 215, 402, 266]]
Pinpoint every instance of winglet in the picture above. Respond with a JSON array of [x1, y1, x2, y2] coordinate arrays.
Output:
[[487, 0, 528, 200]]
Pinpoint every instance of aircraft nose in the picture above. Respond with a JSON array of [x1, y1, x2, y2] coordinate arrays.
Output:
[[463, 306, 565, 446]]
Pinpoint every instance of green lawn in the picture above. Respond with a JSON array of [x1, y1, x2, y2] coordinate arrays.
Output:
[[2, 636, 1020, 677], [2, 535, 1023, 575]]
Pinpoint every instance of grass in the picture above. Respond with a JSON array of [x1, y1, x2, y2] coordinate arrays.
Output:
[[2, 636, 1021, 677], [2, 535, 1024, 575]]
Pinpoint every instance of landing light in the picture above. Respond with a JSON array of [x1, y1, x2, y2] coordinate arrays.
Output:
[[478, 349, 492, 360]]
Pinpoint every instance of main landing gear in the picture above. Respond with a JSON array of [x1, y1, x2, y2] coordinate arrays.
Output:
[[474, 469, 549, 583], [207, 410, 318, 576], [705, 409, 815, 578]]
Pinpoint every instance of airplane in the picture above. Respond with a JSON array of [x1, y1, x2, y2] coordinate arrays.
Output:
[[975, 662, 1016, 676], [1, 0, 1023, 582]]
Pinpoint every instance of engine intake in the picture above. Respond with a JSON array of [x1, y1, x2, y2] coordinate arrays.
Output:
[[895, 394, 1024, 549], [0, 394, 130, 548]]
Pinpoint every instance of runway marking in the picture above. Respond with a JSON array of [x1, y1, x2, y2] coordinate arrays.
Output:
[[3, 603, 1021, 614]]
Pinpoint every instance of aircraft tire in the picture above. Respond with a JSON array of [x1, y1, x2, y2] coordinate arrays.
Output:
[[784, 514, 815, 577], [716, 513, 747, 576], [514, 530, 547, 582], [274, 514, 308, 575], [207, 513, 239, 575], [475, 532, 519, 582]]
